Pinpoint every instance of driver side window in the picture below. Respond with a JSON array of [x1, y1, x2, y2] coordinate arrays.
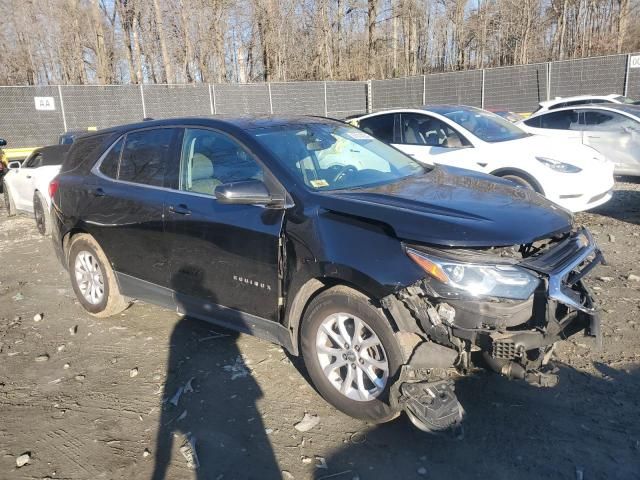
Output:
[[24, 153, 42, 168], [400, 113, 469, 148], [179, 128, 264, 197]]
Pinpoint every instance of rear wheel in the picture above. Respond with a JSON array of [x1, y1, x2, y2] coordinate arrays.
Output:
[[33, 191, 51, 235], [3, 183, 16, 216], [300, 286, 403, 423], [500, 174, 537, 191], [68, 234, 129, 318]]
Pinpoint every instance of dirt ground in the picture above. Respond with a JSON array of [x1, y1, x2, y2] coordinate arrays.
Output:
[[1, 181, 640, 480]]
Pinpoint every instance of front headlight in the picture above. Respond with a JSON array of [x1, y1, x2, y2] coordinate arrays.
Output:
[[406, 249, 539, 300], [536, 156, 582, 173]]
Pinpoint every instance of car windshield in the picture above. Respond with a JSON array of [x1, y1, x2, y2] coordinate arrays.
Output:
[[613, 95, 637, 105], [249, 123, 427, 191], [434, 106, 529, 143]]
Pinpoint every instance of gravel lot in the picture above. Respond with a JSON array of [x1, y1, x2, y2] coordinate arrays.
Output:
[[1, 181, 640, 480]]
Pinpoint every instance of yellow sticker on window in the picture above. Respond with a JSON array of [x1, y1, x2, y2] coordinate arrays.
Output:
[[310, 179, 329, 188]]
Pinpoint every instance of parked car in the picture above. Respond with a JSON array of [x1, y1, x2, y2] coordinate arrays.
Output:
[[485, 107, 522, 123], [349, 106, 614, 212], [3, 144, 71, 234], [50, 116, 603, 432], [59, 127, 98, 145], [0, 138, 7, 191], [534, 94, 638, 114], [519, 104, 640, 176]]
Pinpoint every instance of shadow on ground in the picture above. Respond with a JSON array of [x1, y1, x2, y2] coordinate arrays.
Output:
[[315, 362, 640, 480], [151, 270, 281, 480], [589, 185, 640, 225]]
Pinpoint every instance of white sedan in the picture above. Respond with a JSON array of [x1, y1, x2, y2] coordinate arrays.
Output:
[[3, 144, 70, 235], [349, 106, 614, 212]]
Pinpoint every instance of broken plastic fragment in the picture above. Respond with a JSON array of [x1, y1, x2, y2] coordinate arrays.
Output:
[[294, 413, 320, 432], [179, 435, 199, 470]]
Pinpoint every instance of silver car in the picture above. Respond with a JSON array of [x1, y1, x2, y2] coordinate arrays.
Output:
[[519, 105, 640, 176]]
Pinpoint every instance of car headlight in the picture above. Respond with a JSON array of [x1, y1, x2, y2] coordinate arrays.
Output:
[[536, 156, 582, 173], [406, 249, 539, 300]]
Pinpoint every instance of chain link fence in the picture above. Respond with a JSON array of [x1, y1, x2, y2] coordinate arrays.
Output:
[[0, 53, 638, 148], [371, 52, 640, 114], [484, 63, 548, 112]]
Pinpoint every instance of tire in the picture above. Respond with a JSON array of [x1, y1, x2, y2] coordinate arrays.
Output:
[[300, 285, 403, 423], [500, 174, 537, 191], [3, 183, 16, 216], [33, 191, 51, 236], [68, 234, 129, 318]]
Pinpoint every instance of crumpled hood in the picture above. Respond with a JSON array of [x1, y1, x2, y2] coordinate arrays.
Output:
[[315, 165, 573, 247]]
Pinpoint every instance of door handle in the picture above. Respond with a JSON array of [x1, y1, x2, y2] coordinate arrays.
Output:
[[476, 162, 488, 167], [169, 204, 191, 215], [93, 187, 106, 197], [25, 175, 32, 179]]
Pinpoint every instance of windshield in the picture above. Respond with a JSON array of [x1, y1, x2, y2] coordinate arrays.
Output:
[[614, 95, 637, 105], [439, 107, 529, 143], [249, 123, 426, 191]]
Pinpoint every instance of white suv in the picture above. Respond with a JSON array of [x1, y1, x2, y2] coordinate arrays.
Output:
[[535, 94, 638, 114]]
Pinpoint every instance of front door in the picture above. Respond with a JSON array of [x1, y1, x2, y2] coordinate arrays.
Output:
[[164, 127, 284, 322], [10, 153, 40, 210], [394, 113, 480, 171]]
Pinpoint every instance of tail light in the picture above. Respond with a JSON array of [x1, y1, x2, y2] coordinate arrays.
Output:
[[48, 178, 59, 200]]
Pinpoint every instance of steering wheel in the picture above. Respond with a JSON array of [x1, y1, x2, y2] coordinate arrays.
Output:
[[332, 165, 358, 183]]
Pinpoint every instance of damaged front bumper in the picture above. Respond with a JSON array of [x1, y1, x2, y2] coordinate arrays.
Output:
[[383, 227, 604, 432]]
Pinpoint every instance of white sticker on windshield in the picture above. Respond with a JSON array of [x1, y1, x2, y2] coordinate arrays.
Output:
[[310, 179, 329, 188], [346, 131, 374, 141]]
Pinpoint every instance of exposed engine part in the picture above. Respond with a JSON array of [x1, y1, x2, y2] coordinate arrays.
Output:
[[399, 380, 464, 433], [409, 341, 459, 369], [482, 352, 559, 387], [436, 303, 455, 325], [393, 283, 463, 353]]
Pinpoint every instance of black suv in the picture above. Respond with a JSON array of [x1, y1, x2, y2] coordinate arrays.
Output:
[[50, 116, 602, 431]]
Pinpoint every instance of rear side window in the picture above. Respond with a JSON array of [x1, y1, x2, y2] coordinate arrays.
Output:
[[358, 114, 395, 143], [99, 138, 123, 179], [119, 128, 177, 187], [62, 133, 111, 174]]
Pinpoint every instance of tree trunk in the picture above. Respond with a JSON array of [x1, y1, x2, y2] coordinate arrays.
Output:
[[367, 0, 378, 77], [151, 0, 173, 83]]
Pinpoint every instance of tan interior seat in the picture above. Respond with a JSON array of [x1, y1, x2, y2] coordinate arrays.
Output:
[[190, 153, 221, 195]]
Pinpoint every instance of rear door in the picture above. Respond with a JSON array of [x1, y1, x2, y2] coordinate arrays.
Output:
[[163, 127, 285, 322], [85, 127, 180, 287], [579, 109, 640, 174]]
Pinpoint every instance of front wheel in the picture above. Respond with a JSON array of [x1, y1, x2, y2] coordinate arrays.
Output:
[[500, 174, 537, 191], [33, 191, 51, 235], [68, 234, 129, 318], [300, 285, 403, 423]]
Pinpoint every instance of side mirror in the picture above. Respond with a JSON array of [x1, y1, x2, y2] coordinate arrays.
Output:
[[0, 139, 6, 147], [215, 180, 274, 205], [8, 161, 21, 170]]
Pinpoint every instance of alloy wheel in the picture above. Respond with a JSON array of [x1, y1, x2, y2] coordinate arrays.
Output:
[[74, 251, 105, 305], [316, 312, 389, 401]]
